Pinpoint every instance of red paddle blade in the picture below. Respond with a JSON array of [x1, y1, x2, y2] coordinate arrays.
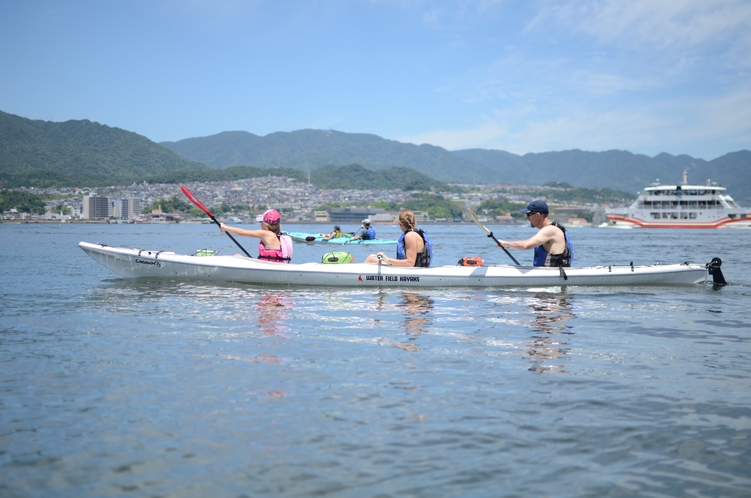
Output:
[[181, 185, 213, 218]]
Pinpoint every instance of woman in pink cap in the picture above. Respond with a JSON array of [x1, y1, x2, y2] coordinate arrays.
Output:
[[219, 209, 294, 263]]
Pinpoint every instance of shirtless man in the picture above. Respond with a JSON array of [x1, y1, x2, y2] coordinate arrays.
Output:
[[497, 200, 572, 267]]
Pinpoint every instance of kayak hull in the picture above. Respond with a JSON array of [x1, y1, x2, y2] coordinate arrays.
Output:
[[79, 242, 711, 287]]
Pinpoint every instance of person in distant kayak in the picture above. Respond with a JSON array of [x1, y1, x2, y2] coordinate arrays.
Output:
[[496, 200, 573, 267], [366, 209, 432, 267], [220, 209, 294, 263], [351, 219, 376, 241], [322, 225, 344, 240]]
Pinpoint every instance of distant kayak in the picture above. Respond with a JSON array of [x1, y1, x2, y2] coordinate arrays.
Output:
[[286, 232, 398, 245]]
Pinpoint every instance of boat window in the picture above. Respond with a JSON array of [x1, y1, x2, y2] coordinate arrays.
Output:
[[729, 214, 736, 219], [689, 213, 697, 219], [651, 212, 660, 219], [680, 213, 688, 219]]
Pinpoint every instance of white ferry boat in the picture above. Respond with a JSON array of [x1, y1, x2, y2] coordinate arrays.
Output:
[[605, 170, 751, 229]]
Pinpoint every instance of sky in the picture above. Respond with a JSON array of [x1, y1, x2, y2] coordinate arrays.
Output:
[[1, 0, 750, 160]]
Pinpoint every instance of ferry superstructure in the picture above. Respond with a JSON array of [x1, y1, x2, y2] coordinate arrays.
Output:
[[605, 170, 751, 229]]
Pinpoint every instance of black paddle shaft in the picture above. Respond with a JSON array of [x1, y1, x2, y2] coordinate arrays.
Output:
[[210, 215, 252, 258], [487, 231, 521, 266]]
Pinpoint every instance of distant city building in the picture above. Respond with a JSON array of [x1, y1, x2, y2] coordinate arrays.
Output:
[[371, 213, 395, 224], [313, 210, 330, 222], [411, 211, 430, 222], [83, 195, 110, 220], [328, 208, 384, 223], [112, 197, 142, 220]]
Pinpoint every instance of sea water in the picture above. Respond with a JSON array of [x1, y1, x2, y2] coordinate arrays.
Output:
[[1, 222, 750, 497]]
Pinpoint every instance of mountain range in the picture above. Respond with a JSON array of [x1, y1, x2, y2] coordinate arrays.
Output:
[[162, 130, 751, 204], [2, 110, 750, 204], [0, 111, 209, 188]]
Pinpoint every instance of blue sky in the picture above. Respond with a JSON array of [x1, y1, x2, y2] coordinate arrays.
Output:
[[2, 0, 750, 160]]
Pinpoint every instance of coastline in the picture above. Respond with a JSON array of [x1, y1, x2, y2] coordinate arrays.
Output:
[[1, 219, 530, 226]]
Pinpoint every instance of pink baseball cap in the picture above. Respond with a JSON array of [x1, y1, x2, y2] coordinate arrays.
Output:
[[256, 209, 281, 224]]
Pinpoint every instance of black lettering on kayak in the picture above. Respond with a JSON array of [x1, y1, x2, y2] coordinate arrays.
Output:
[[399, 276, 420, 282], [135, 258, 162, 268]]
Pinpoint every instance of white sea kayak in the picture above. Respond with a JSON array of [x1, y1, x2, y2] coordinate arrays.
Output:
[[79, 242, 726, 287]]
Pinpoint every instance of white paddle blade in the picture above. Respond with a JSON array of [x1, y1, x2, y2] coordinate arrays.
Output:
[[466, 208, 491, 235]]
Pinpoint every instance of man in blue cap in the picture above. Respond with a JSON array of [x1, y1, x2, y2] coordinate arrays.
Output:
[[497, 200, 573, 267], [351, 219, 375, 241]]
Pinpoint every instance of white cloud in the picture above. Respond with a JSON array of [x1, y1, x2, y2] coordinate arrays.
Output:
[[448, 108, 672, 154], [399, 121, 509, 150], [694, 86, 751, 141], [532, 0, 751, 54], [368, 0, 508, 24], [398, 81, 751, 158], [469, 57, 661, 102]]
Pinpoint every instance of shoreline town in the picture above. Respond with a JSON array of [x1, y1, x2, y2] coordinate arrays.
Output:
[[2, 175, 609, 227]]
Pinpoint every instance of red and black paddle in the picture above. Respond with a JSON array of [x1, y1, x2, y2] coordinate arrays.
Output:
[[181, 185, 252, 258]]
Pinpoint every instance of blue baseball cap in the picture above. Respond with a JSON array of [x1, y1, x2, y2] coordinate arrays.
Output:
[[519, 200, 549, 215]]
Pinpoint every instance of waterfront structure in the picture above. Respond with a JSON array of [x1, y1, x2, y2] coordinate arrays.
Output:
[[328, 207, 385, 223], [113, 197, 142, 220], [605, 170, 751, 229], [82, 195, 110, 220]]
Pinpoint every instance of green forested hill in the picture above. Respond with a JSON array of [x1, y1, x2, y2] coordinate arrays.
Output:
[[0, 111, 210, 188], [453, 149, 751, 205], [161, 128, 751, 204], [143, 164, 443, 192], [2, 110, 750, 205], [699, 151, 751, 206], [161, 129, 503, 184], [310, 164, 445, 191]]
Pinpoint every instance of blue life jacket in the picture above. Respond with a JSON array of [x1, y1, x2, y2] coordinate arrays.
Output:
[[366, 227, 376, 240], [396, 229, 432, 267], [533, 222, 573, 267]]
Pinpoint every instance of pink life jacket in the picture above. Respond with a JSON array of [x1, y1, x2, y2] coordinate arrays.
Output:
[[258, 233, 293, 263]]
